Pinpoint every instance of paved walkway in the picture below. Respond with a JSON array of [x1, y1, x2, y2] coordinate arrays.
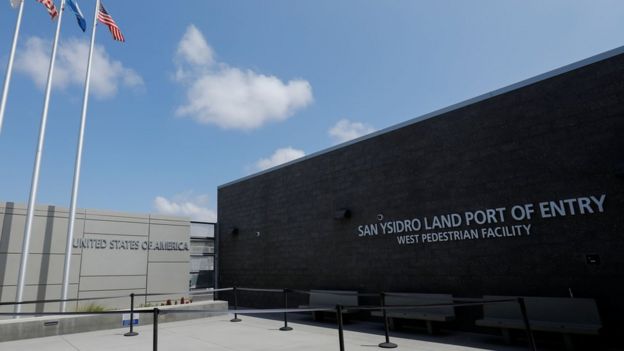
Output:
[[0, 313, 538, 351]]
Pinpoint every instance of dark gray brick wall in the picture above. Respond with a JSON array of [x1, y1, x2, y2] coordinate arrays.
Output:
[[218, 53, 624, 336]]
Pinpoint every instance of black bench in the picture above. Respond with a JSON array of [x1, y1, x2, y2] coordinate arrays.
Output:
[[371, 293, 455, 334], [300, 290, 359, 321], [475, 295, 602, 350]]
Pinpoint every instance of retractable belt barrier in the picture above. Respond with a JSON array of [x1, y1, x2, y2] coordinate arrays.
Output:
[[290, 289, 380, 297], [236, 287, 284, 293], [0, 293, 132, 306], [0, 309, 153, 316], [0, 288, 537, 351], [344, 298, 517, 312], [126, 288, 233, 335], [0, 287, 231, 307], [156, 297, 534, 351], [160, 307, 335, 315], [0, 287, 232, 337], [133, 287, 234, 297]]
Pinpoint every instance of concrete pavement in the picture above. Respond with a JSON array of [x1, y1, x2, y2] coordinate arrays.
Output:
[[0, 313, 540, 351]]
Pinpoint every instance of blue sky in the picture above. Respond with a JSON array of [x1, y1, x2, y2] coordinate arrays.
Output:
[[1, 1, 624, 221]]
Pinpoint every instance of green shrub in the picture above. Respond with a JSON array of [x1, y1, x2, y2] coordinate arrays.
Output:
[[76, 303, 108, 312]]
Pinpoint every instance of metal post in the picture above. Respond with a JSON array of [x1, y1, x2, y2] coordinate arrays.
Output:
[[378, 293, 397, 348], [124, 293, 138, 336], [61, 0, 101, 312], [280, 288, 293, 331], [214, 223, 219, 297], [336, 305, 345, 351], [518, 298, 537, 351], [153, 308, 159, 351], [0, 0, 25, 135], [230, 286, 241, 322], [15, 0, 66, 316]]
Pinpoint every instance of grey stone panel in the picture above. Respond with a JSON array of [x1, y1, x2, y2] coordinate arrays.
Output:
[[78, 275, 147, 292], [29, 217, 85, 255], [147, 223, 191, 263], [79, 234, 148, 276], [0, 204, 86, 221], [84, 219, 148, 237], [0, 253, 80, 285], [0, 284, 79, 313], [150, 214, 190, 225], [85, 209, 150, 221], [0, 208, 85, 255], [146, 262, 189, 299], [83, 210, 149, 237], [1, 203, 80, 216], [76, 288, 145, 310], [0, 203, 191, 314]]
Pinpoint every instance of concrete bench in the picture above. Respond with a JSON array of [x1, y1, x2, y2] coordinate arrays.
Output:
[[475, 295, 602, 349], [300, 290, 359, 321], [371, 293, 455, 334]]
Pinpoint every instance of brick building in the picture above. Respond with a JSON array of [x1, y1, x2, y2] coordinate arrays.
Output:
[[218, 46, 624, 339]]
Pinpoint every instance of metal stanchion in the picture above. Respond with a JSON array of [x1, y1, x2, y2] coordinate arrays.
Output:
[[280, 288, 293, 331], [378, 292, 397, 348], [153, 308, 159, 351], [124, 293, 138, 336], [230, 286, 242, 322], [336, 305, 345, 351], [518, 298, 537, 351]]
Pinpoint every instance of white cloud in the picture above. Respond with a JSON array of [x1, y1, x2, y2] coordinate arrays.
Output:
[[176, 25, 214, 67], [254, 147, 306, 171], [174, 25, 313, 130], [15, 36, 143, 99], [153, 193, 217, 222], [328, 119, 376, 143]]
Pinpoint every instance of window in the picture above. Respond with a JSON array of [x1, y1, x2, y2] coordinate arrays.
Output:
[[189, 222, 216, 290]]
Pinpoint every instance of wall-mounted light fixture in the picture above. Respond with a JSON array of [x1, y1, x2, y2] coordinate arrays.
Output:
[[334, 208, 351, 220], [229, 227, 239, 235]]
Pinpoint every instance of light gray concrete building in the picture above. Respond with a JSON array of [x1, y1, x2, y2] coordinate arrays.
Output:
[[0, 202, 212, 313]]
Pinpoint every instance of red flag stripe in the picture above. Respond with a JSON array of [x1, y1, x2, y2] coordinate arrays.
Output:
[[97, 3, 125, 42], [37, 0, 58, 19]]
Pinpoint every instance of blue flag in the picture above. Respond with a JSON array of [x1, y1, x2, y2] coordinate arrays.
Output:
[[67, 0, 86, 32]]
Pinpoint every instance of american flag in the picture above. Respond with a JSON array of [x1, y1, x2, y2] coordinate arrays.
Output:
[[97, 2, 125, 42], [37, 0, 58, 19]]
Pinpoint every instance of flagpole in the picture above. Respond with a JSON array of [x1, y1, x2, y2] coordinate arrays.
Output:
[[0, 0, 25, 135], [15, 0, 67, 316], [61, 0, 100, 312]]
